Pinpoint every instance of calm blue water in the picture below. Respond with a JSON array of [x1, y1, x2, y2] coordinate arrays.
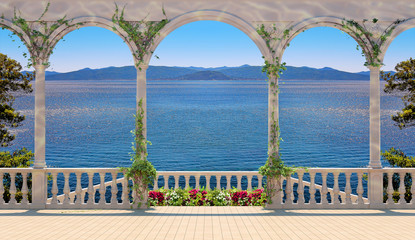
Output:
[[10, 80, 415, 171]]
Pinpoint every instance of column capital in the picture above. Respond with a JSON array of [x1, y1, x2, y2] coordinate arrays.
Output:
[[135, 64, 149, 71], [34, 64, 48, 71], [366, 65, 381, 71]]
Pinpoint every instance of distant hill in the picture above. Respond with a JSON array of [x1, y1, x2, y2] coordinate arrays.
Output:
[[22, 70, 59, 76], [358, 70, 395, 76], [44, 65, 370, 81], [178, 70, 231, 80]]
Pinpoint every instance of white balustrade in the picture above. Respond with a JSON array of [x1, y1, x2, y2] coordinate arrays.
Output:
[[382, 168, 415, 208], [1, 167, 415, 209], [0, 169, 32, 208], [45, 168, 130, 209], [152, 171, 260, 191], [278, 168, 370, 209]]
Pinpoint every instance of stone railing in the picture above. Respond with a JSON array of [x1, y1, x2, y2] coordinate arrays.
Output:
[[0, 168, 32, 209], [0, 168, 415, 209], [270, 168, 370, 209]]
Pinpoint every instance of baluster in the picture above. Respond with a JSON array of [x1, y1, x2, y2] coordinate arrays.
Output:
[[247, 175, 252, 191], [21, 172, 28, 205], [98, 172, 105, 204], [63, 172, 70, 205], [85, 172, 93, 204], [174, 175, 179, 189], [356, 172, 364, 204], [237, 175, 242, 190], [75, 173, 82, 205], [227, 176, 231, 190], [387, 171, 394, 204], [51, 172, 58, 205], [345, 172, 352, 204], [9, 172, 16, 204], [297, 170, 304, 205], [285, 175, 292, 204], [216, 175, 221, 190], [155, 175, 161, 190], [309, 172, 316, 204], [399, 172, 406, 204], [123, 176, 130, 205], [185, 175, 190, 189], [411, 173, 415, 205], [320, 172, 328, 204], [209, 175, 214, 190], [258, 176, 263, 189], [164, 175, 169, 189], [111, 172, 118, 204], [0, 173, 4, 204], [333, 172, 340, 204]]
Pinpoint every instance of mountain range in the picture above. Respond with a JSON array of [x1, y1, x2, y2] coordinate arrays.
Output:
[[39, 65, 378, 81]]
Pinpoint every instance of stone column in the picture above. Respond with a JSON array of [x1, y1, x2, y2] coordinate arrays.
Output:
[[33, 64, 46, 169], [367, 65, 383, 208], [266, 74, 282, 209], [268, 75, 279, 144], [32, 64, 47, 209], [368, 66, 382, 169], [135, 65, 149, 209], [136, 65, 148, 138]]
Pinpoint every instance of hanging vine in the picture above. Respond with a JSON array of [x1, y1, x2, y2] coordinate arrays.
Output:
[[1, 3, 81, 68], [256, 24, 297, 204], [120, 99, 156, 208], [112, 4, 169, 70], [342, 18, 406, 67], [113, 4, 169, 207]]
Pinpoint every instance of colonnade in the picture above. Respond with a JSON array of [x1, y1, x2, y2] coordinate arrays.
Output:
[[0, 3, 414, 207]]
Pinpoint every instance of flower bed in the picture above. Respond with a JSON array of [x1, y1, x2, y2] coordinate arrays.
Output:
[[148, 188, 266, 206]]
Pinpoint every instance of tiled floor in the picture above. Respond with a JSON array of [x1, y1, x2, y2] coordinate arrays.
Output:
[[1, 207, 415, 239]]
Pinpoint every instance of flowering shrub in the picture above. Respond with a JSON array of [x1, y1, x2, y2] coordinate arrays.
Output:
[[148, 188, 266, 206], [166, 188, 188, 206], [148, 190, 165, 206], [206, 188, 231, 206], [249, 189, 267, 206], [188, 189, 208, 206], [231, 190, 251, 206]]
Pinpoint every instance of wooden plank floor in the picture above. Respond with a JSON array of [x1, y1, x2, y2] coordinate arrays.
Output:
[[1, 207, 415, 239]]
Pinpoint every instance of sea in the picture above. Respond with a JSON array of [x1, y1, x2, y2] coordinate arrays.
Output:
[[11, 79, 414, 170], [7, 79, 415, 198]]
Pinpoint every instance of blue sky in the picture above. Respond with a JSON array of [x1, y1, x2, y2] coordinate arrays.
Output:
[[0, 20, 414, 73]]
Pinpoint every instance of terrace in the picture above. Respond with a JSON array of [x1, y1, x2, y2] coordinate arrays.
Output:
[[0, 0, 415, 237], [1, 207, 415, 239]]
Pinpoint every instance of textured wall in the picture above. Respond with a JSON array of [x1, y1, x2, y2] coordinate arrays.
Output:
[[0, 0, 414, 22]]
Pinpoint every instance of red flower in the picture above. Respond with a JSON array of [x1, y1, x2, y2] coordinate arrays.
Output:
[[149, 190, 165, 205]]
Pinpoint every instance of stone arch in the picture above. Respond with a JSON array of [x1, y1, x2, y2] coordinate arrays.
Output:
[[379, 17, 415, 62], [278, 16, 369, 62], [144, 10, 270, 65], [47, 16, 138, 64]]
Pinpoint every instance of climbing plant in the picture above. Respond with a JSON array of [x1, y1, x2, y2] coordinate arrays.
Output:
[[112, 4, 169, 70], [1, 3, 81, 68], [256, 24, 297, 204], [113, 5, 169, 207], [342, 18, 406, 67], [120, 99, 157, 208]]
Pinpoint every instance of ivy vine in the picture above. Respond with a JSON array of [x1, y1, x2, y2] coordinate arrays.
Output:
[[256, 24, 291, 96], [120, 99, 156, 208], [112, 4, 169, 70], [1, 3, 81, 68], [342, 18, 406, 67], [112, 5, 169, 207], [256, 24, 297, 204]]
